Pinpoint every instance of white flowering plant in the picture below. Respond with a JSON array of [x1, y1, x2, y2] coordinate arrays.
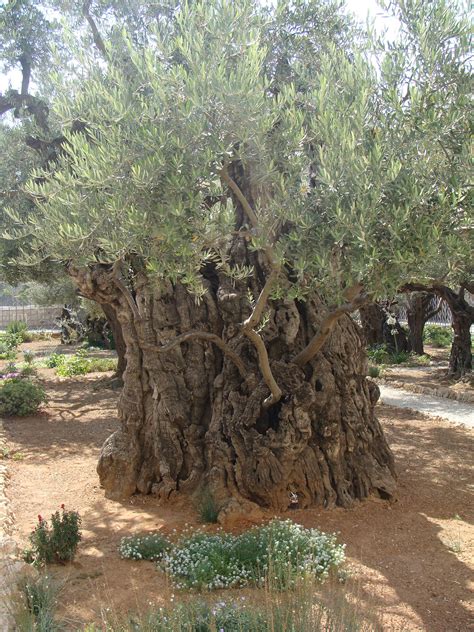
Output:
[[119, 533, 170, 562], [163, 519, 345, 590]]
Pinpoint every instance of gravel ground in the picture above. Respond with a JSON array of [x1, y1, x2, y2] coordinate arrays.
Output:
[[379, 384, 474, 428]]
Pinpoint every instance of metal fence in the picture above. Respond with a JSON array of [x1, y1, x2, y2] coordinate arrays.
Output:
[[0, 305, 62, 330]]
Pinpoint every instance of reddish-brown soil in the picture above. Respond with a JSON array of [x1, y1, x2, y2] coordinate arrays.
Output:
[[2, 340, 473, 631]]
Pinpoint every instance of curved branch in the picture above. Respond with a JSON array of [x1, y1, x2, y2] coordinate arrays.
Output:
[[83, 1, 108, 58], [145, 331, 247, 380], [111, 260, 141, 321], [243, 328, 282, 408], [293, 293, 368, 367]]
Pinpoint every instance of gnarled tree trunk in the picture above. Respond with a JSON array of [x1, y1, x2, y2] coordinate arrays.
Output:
[[405, 292, 440, 355], [359, 303, 385, 346], [69, 258, 396, 523]]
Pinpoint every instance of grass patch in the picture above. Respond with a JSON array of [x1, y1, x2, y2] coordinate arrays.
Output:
[[13, 575, 60, 632], [44, 351, 117, 376], [196, 487, 219, 523], [102, 580, 380, 631]]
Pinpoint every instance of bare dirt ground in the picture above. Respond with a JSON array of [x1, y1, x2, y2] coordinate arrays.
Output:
[[2, 340, 473, 631], [381, 346, 474, 403]]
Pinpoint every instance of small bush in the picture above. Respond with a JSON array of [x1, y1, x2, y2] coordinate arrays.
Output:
[[368, 365, 380, 378], [6, 320, 29, 340], [423, 324, 453, 348], [44, 353, 67, 368], [366, 344, 390, 365], [0, 331, 22, 359], [19, 365, 38, 378], [119, 533, 170, 561], [26, 506, 82, 566], [196, 487, 219, 523], [163, 519, 345, 590], [0, 378, 47, 416]]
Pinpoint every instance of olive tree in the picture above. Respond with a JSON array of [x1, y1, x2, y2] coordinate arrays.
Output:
[[6, 0, 471, 521]]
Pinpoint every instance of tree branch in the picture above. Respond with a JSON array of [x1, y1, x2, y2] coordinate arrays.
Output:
[[292, 291, 368, 367], [111, 260, 141, 321], [144, 331, 248, 380], [220, 166, 278, 268], [242, 272, 282, 408], [82, 1, 108, 59]]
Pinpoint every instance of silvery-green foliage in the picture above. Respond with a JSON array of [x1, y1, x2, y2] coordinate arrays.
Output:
[[13, 0, 472, 302]]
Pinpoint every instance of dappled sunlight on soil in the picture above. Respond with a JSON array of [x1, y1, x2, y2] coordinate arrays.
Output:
[[2, 343, 473, 630]]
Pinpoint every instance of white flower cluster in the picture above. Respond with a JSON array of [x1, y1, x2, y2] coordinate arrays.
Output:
[[118, 533, 169, 561], [162, 519, 345, 590]]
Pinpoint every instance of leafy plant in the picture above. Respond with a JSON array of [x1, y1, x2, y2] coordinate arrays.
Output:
[[423, 324, 453, 348], [163, 519, 345, 590], [26, 506, 82, 566], [51, 351, 117, 376], [119, 533, 170, 561], [44, 353, 67, 368], [367, 345, 390, 365], [6, 320, 29, 341], [0, 378, 47, 416]]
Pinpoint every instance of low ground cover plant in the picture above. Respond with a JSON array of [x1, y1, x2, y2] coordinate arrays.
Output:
[[24, 505, 82, 566], [163, 519, 345, 590], [367, 344, 431, 367], [0, 378, 47, 416], [45, 350, 117, 376], [423, 324, 453, 348], [119, 533, 170, 561]]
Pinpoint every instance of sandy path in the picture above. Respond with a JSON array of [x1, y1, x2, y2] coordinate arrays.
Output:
[[379, 384, 474, 427]]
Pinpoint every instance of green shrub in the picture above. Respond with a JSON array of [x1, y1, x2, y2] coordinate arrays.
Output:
[[196, 487, 219, 523], [164, 519, 345, 590], [119, 533, 170, 561], [55, 349, 89, 376], [44, 353, 67, 368], [6, 320, 29, 340], [0, 379, 47, 416], [26, 506, 82, 566], [366, 344, 390, 365], [368, 365, 380, 378], [0, 331, 22, 359], [423, 324, 453, 348]]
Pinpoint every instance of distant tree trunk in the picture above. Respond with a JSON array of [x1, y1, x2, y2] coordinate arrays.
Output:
[[360, 302, 410, 352], [101, 303, 126, 381], [359, 303, 385, 345], [405, 292, 440, 355], [67, 259, 396, 523], [403, 283, 473, 377]]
